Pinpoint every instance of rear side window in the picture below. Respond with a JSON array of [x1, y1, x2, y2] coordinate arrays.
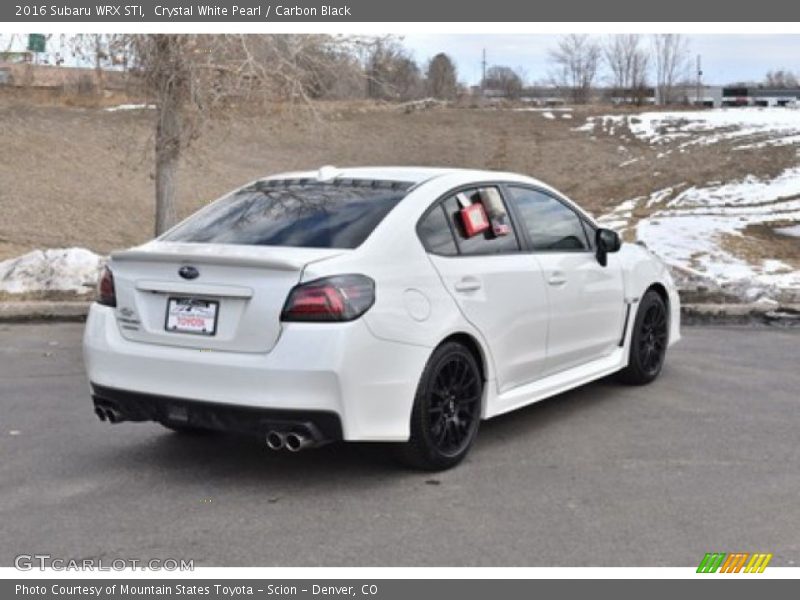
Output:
[[507, 187, 590, 251], [163, 180, 409, 249], [418, 206, 458, 256], [442, 188, 520, 256]]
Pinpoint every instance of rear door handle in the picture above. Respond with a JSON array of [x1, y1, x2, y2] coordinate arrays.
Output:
[[454, 277, 482, 293], [548, 272, 567, 286]]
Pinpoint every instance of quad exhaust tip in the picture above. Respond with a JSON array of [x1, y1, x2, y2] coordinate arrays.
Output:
[[266, 429, 318, 452], [104, 407, 120, 423], [285, 432, 313, 452], [266, 431, 285, 451], [94, 404, 124, 424]]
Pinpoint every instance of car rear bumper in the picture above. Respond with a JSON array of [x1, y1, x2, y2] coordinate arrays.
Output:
[[91, 383, 344, 441], [83, 304, 430, 441]]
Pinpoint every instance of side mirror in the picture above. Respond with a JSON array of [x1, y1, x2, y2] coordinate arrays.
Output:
[[595, 228, 621, 267]]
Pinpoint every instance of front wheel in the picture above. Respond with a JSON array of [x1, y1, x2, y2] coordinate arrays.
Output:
[[618, 289, 669, 385], [396, 341, 483, 471]]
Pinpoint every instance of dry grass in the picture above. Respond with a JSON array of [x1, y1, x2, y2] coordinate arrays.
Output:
[[1, 98, 797, 261], [720, 223, 800, 271]]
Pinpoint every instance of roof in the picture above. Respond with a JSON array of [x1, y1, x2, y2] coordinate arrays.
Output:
[[256, 165, 568, 210], [247, 165, 594, 225], [260, 166, 474, 186]]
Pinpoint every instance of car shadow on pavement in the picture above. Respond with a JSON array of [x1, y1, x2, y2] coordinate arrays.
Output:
[[477, 373, 627, 445], [98, 427, 405, 485], [90, 371, 643, 485]]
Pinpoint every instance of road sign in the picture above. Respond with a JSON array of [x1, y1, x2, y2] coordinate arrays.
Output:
[[27, 34, 46, 53]]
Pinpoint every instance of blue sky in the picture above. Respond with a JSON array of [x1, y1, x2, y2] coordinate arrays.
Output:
[[402, 34, 800, 86]]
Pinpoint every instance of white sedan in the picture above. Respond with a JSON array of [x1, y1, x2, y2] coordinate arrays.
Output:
[[83, 166, 680, 470]]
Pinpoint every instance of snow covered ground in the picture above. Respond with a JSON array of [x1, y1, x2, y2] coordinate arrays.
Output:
[[577, 107, 800, 150], [598, 172, 800, 299], [0, 248, 104, 295], [583, 108, 800, 302]]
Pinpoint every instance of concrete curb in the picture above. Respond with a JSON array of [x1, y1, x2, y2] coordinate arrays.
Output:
[[680, 303, 800, 326], [0, 301, 91, 323], [1, 300, 799, 325]]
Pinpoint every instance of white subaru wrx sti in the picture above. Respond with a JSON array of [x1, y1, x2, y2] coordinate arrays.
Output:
[[84, 166, 680, 470]]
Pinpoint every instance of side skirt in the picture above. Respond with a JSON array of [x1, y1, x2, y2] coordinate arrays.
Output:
[[484, 347, 628, 419]]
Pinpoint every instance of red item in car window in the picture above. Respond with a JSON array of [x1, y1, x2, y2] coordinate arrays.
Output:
[[460, 202, 490, 237]]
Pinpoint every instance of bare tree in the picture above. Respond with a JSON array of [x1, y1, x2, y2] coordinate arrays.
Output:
[[426, 53, 458, 100], [128, 34, 363, 235], [363, 38, 422, 101], [484, 65, 523, 99], [604, 34, 650, 105], [393, 57, 424, 101], [765, 69, 799, 89], [630, 53, 650, 105], [67, 34, 133, 91], [548, 34, 602, 104], [297, 43, 364, 99], [652, 34, 690, 105]]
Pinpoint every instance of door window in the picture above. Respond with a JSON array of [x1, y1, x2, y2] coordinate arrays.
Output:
[[507, 187, 590, 251], [441, 188, 520, 256]]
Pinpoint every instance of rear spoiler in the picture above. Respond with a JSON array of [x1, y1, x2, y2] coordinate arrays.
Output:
[[110, 249, 341, 272]]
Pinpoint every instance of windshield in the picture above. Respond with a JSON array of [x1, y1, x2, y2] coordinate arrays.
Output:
[[162, 179, 410, 249]]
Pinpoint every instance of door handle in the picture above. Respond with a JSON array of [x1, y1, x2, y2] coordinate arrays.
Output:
[[454, 277, 482, 293], [548, 272, 567, 286]]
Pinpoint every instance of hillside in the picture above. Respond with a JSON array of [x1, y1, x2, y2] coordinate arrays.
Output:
[[1, 98, 798, 301]]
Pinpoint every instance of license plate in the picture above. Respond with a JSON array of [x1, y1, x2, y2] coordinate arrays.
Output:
[[165, 297, 219, 336]]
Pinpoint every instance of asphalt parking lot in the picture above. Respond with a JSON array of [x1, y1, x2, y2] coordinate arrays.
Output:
[[1, 322, 798, 567]]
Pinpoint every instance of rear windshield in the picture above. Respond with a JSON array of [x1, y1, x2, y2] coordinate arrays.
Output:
[[162, 179, 410, 249]]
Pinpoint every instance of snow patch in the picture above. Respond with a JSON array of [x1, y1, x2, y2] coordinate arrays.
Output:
[[775, 224, 800, 237], [573, 118, 596, 132], [578, 107, 800, 149], [599, 169, 800, 301], [512, 107, 573, 113], [0, 248, 104, 294], [104, 104, 156, 112]]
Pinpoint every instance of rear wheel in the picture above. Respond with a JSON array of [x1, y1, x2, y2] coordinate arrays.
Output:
[[397, 341, 483, 471], [619, 289, 669, 385]]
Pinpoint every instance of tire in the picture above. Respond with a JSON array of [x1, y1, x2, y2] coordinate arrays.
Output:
[[396, 341, 483, 471], [618, 289, 669, 385]]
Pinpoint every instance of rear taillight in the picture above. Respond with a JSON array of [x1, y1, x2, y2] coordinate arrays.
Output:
[[96, 266, 117, 307], [281, 275, 375, 322]]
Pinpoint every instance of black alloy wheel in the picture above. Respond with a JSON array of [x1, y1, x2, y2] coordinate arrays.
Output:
[[619, 289, 669, 385], [398, 341, 483, 470], [638, 301, 668, 377]]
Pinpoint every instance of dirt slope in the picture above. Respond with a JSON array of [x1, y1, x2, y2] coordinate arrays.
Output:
[[1, 100, 796, 261]]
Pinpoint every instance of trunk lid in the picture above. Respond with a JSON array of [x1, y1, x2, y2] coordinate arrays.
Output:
[[109, 242, 344, 353]]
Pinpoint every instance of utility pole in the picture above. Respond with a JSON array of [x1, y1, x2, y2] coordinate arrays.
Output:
[[696, 54, 703, 107], [481, 48, 487, 94]]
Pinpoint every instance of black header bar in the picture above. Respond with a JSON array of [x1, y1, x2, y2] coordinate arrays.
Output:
[[3, 0, 800, 22]]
